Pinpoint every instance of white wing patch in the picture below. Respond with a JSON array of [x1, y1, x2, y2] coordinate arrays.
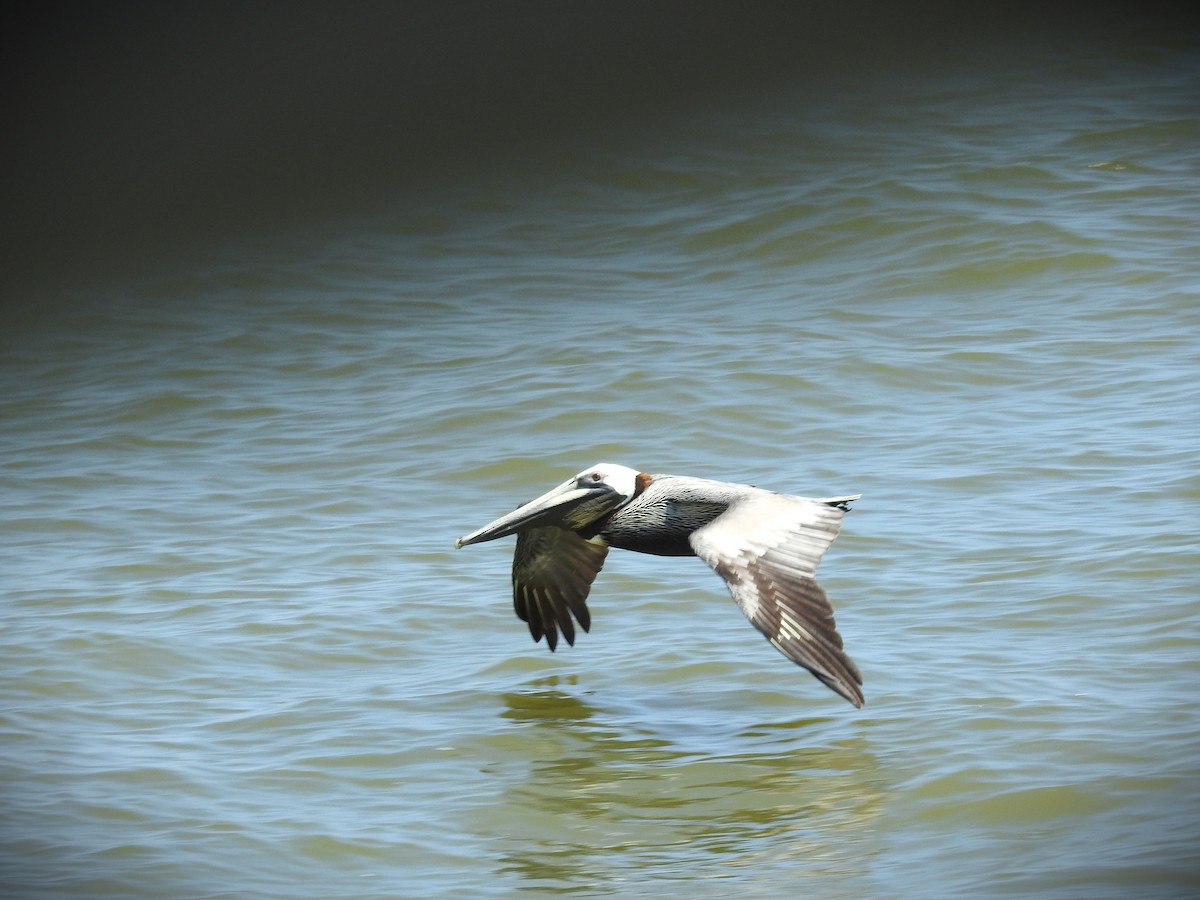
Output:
[[689, 492, 864, 708]]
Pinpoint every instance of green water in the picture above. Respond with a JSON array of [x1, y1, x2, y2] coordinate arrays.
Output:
[[2, 15, 1198, 899]]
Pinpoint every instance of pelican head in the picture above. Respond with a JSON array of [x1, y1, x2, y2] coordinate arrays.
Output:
[[456, 463, 642, 548]]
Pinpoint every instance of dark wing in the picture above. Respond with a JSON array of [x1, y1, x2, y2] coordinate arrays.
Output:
[[689, 493, 864, 708], [512, 526, 609, 650]]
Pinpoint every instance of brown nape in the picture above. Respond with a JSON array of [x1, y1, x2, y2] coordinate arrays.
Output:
[[633, 472, 654, 499]]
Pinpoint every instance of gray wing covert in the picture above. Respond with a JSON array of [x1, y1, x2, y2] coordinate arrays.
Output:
[[512, 526, 609, 650], [689, 494, 864, 708]]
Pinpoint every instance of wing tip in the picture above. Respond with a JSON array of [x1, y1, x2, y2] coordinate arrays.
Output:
[[841, 684, 867, 709], [816, 494, 861, 511], [819, 650, 865, 708]]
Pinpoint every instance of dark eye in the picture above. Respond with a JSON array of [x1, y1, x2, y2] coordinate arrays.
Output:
[[589, 472, 603, 482]]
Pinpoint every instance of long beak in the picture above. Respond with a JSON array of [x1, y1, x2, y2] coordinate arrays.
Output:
[[455, 479, 615, 548]]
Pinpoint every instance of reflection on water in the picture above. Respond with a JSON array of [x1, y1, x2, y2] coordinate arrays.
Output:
[[480, 681, 885, 892]]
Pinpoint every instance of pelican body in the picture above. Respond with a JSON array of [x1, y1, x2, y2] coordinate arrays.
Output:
[[456, 463, 864, 707]]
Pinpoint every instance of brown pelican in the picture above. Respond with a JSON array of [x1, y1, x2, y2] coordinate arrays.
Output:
[[456, 464, 864, 707]]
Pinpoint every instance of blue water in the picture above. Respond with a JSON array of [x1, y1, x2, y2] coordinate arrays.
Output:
[[2, 18, 1198, 899]]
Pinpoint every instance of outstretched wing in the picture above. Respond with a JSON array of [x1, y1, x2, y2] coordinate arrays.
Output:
[[512, 527, 609, 650], [689, 493, 864, 708]]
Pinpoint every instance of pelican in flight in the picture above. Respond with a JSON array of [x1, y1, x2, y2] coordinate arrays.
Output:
[[456, 463, 864, 707]]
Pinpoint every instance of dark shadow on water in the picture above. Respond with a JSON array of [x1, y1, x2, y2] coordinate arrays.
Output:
[[5, 1, 1184, 307], [482, 678, 886, 892]]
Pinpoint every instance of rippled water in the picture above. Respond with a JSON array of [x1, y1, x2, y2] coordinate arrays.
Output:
[[3, 25, 1198, 900]]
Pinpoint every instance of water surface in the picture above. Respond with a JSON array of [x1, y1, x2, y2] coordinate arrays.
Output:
[[2, 23, 1198, 900]]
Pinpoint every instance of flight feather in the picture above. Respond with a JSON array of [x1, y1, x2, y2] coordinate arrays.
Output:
[[512, 526, 608, 650], [689, 493, 864, 708]]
